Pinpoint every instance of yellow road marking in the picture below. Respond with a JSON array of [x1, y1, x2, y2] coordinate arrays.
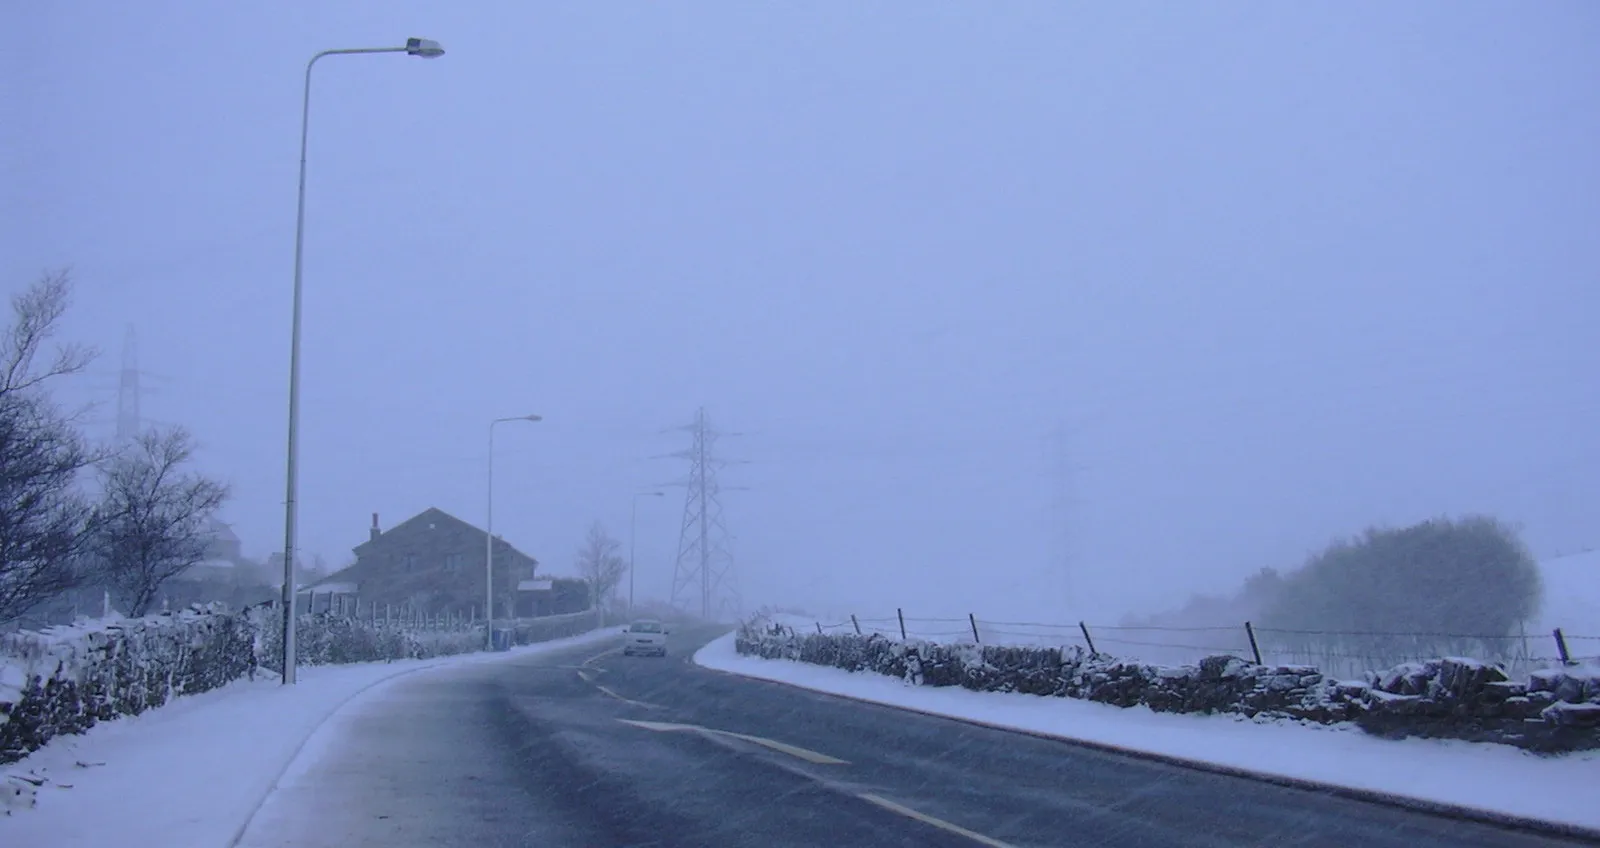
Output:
[[617, 719, 687, 732], [857, 793, 1016, 848], [615, 719, 847, 765], [716, 730, 850, 765], [595, 685, 660, 709]]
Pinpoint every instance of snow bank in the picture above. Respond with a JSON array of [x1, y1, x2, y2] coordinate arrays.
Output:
[[695, 633, 1600, 833], [734, 618, 1600, 752]]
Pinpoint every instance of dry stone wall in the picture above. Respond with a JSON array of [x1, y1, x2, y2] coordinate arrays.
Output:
[[736, 623, 1600, 753]]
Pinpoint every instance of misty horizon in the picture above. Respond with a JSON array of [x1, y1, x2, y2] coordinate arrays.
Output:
[[8, 2, 1596, 625]]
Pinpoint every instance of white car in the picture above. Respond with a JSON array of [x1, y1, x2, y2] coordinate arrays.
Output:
[[622, 619, 669, 657]]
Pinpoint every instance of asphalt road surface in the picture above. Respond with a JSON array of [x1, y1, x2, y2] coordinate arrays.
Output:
[[234, 625, 1595, 848]]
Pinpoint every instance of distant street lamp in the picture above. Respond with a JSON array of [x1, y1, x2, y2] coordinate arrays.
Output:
[[486, 414, 542, 650], [629, 491, 666, 619], [279, 37, 446, 686]]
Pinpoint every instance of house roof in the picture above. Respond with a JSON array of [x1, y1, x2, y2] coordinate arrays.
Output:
[[351, 506, 538, 563], [314, 506, 539, 592]]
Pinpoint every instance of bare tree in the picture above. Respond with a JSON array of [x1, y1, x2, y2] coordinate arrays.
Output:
[[575, 521, 626, 617], [0, 271, 100, 623], [92, 427, 229, 616], [0, 395, 97, 622], [0, 270, 95, 399]]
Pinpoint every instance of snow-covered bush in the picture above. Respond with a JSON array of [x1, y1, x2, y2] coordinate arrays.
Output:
[[736, 621, 1600, 752], [251, 609, 481, 672], [248, 610, 600, 670]]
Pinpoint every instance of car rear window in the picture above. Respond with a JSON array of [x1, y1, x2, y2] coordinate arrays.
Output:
[[632, 622, 662, 633]]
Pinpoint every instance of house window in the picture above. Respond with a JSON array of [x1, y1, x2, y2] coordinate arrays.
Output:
[[403, 554, 417, 572], [445, 552, 464, 571]]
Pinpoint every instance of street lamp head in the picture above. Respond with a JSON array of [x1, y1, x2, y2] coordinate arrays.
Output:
[[406, 38, 446, 58], [520, 414, 543, 422]]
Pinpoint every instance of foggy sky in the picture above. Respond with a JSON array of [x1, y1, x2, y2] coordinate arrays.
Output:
[[6, 2, 1597, 623]]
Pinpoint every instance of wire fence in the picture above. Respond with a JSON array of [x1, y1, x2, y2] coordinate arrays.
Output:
[[770, 609, 1599, 681]]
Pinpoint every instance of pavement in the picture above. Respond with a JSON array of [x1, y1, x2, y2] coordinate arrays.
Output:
[[233, 624, 1597, 848]]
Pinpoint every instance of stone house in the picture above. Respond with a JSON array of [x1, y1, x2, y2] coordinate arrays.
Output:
[[307, 507, 540, 618]]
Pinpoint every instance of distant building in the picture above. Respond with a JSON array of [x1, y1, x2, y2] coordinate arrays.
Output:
[[307, 508, 543, 618], [183, 558, 242, 582], [182, 517, 253, 585], [202, 517, 244, 564], [514, 577, 592, 617]]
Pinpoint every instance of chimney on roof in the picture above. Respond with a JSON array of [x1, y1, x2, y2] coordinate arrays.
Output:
[[370, 512, 381, 542]]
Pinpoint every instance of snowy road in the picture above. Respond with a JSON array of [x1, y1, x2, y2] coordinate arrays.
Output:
[[233, 626, 1592, 848]]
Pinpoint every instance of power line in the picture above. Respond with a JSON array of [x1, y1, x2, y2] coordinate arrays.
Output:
[[116, 325, 141, 443], [660, 406, 746, 620], [1044, 421, 1089, 611]]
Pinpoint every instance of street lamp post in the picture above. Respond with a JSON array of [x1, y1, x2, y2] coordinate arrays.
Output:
[[485, 414, 541, 650], [628, 492, 665, 620], [279, 37, 445, 686]]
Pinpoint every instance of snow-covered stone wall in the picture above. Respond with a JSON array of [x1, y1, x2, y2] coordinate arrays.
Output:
[[737, 622, 1600, 753], [0, 606, 602, 765], [0, 605, 258, 764]]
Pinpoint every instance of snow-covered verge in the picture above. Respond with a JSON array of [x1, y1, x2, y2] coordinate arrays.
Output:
[[695, 632, 1600, 834], [1, 604, 598, 767], [733, 620, 1600, 753], [0, 627, 622, 845]]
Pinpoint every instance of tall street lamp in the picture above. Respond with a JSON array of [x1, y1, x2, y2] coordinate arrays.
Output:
[[486, 414, 541, 650], [279, 37, 445, 686], [629, 491, 666, 619]]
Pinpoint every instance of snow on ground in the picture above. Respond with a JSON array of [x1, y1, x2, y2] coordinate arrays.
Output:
[[694, 632, 1600, 832], [0, 627, 623, 847]]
